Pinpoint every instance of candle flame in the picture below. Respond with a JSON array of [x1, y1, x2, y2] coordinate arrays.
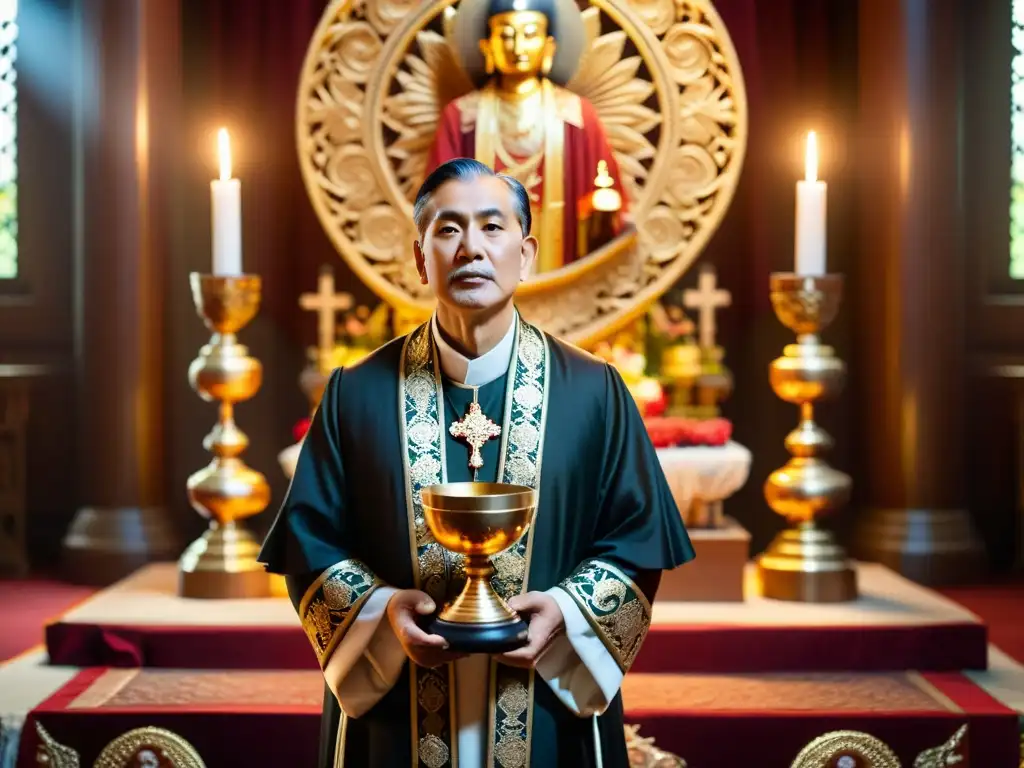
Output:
[[217, 128, 232, 181], [805, 130, 818, 182]]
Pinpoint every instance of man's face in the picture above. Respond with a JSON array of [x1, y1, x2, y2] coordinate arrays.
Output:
[[414, 176, 536, 312]]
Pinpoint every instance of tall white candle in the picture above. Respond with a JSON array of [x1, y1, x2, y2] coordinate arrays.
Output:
[[795, 130, 827, 275], [211, 128, 242, 276]]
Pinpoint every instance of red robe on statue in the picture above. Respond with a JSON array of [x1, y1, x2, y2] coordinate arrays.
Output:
[[427, 85, 629, 271]]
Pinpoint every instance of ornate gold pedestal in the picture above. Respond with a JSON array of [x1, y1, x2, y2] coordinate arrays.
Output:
[[179, 273, 272, 599], [757, 273, 857, 602]]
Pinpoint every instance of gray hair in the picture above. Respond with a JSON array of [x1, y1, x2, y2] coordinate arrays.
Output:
[[412, 158, 532, 238]]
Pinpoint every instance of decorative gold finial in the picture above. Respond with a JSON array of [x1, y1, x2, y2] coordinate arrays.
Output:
[[592, 160, 622, 213], [912, 723, 967, 767], [35, 721, 81, 768]]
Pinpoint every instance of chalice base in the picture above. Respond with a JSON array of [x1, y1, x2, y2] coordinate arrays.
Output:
[[178, 521, 271, 599], [423, 562, 529, 653], [424, 615, 529, 654], [756, 525, 858, 603]]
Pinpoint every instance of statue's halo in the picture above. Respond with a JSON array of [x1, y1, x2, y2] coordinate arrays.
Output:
[[449, 0, 587, 86]]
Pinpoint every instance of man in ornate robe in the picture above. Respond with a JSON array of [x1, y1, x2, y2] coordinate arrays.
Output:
[[428, 0, 629, 272], [259, 158, 694, 767]]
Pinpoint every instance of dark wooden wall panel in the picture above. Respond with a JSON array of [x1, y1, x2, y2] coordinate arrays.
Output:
[[0, 0, 77, 566]]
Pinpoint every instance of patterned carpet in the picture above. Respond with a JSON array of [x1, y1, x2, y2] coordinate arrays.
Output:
[[58, 667, 962, 715], [68, 669, 323, 710], [620, 672, 957, 712]]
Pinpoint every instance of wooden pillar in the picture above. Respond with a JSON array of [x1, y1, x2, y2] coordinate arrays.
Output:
[[851, 0, 986, 584], [61, 0, 182, 584], [0, 366, 44, 576]]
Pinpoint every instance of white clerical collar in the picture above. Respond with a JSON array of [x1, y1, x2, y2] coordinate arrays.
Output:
[[431, 311, 517, 386]]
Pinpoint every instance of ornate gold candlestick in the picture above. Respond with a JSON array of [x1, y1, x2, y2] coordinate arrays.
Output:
[[179, 273, 272, 599], [757, 273, 857, 602]]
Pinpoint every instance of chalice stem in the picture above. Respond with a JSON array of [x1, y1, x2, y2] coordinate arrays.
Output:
[[465, 561, 492, 579], [439, 555, 516, 626]]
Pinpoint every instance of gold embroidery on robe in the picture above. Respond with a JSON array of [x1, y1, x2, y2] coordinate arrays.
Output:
[[558, 559, 653, 673], [488, 320, 550, 767], [401, 322, 460, 768], [491, 320, 547, 601], [490, 665, 533, 768], [400, 315, 550, 768], [416, 667, 455, 768], [298, 559, 381, 668]]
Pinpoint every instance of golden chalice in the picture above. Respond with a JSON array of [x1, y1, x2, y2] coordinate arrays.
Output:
[[420, 482, 537, 653]]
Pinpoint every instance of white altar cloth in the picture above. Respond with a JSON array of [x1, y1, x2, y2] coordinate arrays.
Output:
[[279, 441, 301, 479], [656, 441, 751, 527], [282, 439, 752, 528]]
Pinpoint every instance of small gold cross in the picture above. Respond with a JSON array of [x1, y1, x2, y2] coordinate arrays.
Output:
[[450, 399, 501, 470]]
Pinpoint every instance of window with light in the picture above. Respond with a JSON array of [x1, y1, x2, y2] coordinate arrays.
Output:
[[0, 0, 16, 280], [1012, 0, 1024, 278]]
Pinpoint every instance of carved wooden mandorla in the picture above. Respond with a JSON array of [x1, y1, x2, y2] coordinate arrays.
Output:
[[297, 0, 747, 345]]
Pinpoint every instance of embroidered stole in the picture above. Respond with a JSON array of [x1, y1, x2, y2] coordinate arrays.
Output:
[[399, 315, 549, 768]]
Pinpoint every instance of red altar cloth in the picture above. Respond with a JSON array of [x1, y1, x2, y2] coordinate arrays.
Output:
[[19, 667, 322, 768], [42, 562, 991, 675], [19, 667, 1019, 768], [623, 670, 1021, 767], [45, 618, 988, 674]]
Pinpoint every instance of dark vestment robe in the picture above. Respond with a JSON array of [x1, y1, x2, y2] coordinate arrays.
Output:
[[259, 315, 695, 767]]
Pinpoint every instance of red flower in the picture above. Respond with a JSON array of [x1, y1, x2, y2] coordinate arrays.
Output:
[[644, 416, 732, 448], [292, 417, 311, 443], [642, 391, 668, 419]]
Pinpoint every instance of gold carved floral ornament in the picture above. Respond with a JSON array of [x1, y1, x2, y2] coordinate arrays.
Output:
[[297, 0, 747, 345], [34, 721, 206, 768], [789, 724, 968, 768]]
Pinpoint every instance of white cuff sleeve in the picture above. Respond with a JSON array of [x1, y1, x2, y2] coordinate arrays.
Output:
[[535, 587, 624, 717], [322, 585, 406, 718]]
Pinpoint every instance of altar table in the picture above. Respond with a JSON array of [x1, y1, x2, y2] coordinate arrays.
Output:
[[656, 440, 752, 527]]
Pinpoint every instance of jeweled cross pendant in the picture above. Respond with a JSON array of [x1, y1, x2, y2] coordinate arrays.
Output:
[[450, 401, 501, 470]]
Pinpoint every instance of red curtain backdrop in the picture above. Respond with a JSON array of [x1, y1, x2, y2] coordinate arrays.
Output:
[[185, 1, 377, 346], [181, 0, 857, 550]]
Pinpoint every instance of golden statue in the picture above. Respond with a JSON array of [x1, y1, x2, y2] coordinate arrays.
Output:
[[297, 0, 748, 344], [429, 0, 628, 272]]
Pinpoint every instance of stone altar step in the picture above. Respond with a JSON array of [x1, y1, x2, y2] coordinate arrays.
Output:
[[44, 561, 988, 674], [14, 664, 1020, 768]]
